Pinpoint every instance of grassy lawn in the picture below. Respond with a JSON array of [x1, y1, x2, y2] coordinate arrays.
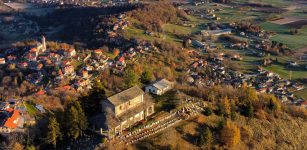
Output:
[[24, 102, 38, 117], [163, 24, 193, 35], [260, 22, 289, 33], [264, 64, 307, 80], [293, 86, 307, 99], [152, 90, 178, 112], [216, 7, 267, 22], [239, 0, 290, 7], [261, 22, 307, 50], [124, 27, 155, 41]]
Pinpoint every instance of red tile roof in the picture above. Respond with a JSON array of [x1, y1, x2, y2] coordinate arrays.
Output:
[[118, 56, 125, 62], [36, 90, 46, 96], [4, 110, 20, 129]]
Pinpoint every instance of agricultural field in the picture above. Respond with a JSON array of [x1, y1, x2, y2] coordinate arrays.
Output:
[[261, 22, 307, 50]]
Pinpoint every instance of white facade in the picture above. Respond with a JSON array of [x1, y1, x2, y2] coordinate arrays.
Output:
[[145, 79, 174, 95]]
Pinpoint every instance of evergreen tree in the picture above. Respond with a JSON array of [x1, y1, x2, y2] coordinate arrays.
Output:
[[64, 100, 88, 140], [140, 70, 154, 84], [198, 126, 213, 148], [71, 100, 88, 136], [230, 103, 236, 120], [242, 101, 254, 118], [44, 116, 62, 147], [203, 107, 213, 116], [66, 106, 80, 140], [217, 103, 226, 116], [80, 79, 106, 117], [123, 68, 140, 88]]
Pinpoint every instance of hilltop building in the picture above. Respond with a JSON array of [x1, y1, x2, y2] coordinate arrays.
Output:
[[91, 86, 154, 139]]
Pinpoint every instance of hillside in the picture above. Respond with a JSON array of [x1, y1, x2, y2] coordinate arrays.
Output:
[[132, 114, 307, 150], [0, 3, 14, 13]]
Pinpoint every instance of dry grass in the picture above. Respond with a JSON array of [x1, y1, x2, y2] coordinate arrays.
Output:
[[235, 114, 307, 150], [133, 113, 307, 150]]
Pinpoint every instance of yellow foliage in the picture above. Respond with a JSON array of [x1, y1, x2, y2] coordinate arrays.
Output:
[[223, 96, 231, 117], [221, 121, 241, 148]]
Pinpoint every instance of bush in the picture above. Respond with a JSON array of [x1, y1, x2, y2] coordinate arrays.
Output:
[[203, 107, 213, 116], [196, 126, 213, 148]]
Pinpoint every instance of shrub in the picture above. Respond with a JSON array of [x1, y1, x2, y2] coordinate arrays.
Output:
[[203, 107, 213, 116]]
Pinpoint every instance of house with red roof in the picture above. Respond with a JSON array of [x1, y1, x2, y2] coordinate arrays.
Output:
[[36, 90, 46, 96], [0, 110, 23, 133], [116, 56, 126, 66], [65, 48, 76, 57]]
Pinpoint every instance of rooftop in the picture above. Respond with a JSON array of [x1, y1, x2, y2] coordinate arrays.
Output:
[[152, 79, 174, 90], [108, 86, 145, 106]]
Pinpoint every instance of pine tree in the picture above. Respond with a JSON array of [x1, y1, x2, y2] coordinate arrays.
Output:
[[66, 106, 80, 140], [45, 116, 62, 147], [140, 70, 154, 84], [230, 104, 236, 120], [198, 126, 213, 148], [65, 100, 88, 139], [73, 100, 88, 136], [123, 68, 139, 88], [242, 101, 254, 118], [80, 79, 106, 116]]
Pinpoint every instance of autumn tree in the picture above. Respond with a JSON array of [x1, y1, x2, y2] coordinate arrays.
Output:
[[220, 121, 241, 148], [223, 96, 231, 117], [44, 116, 62, 147], [113, 48, 120, 57], [267, 96, 281, 112]]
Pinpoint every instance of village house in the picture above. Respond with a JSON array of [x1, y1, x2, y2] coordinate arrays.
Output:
[[18, 62, 28, 69], [74, 79, 91, 92], [201, 29, 232, 37], [62, 65, 75, 76], [0, 58, 5, 65], [0, 110, 24, 133], [91, 86, 155, 139], [145, 79, 174, 95], [0, 102, 10, 111], [116, 56, 126, 67], [65, 48, 76, 57], [6, 55, 17, 62]]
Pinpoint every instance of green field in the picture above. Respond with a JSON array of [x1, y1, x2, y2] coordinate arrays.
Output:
[[261, 22, 307, 50], [163, 24, 193, 35], [238, 0, 290, 7], [24, 102, 38, 117], [293, 87, 307, 99], [264, 64, 307, 79]]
